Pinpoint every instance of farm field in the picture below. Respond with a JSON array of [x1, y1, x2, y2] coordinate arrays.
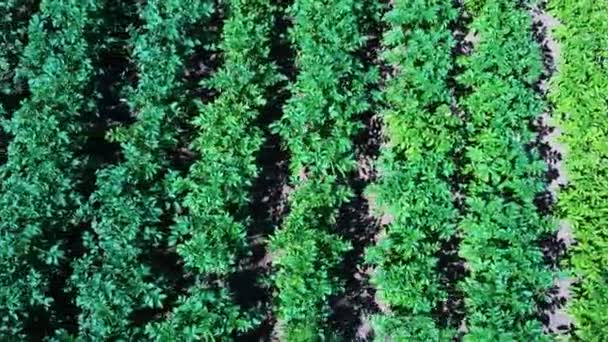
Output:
[[0, 0, 606, 341]]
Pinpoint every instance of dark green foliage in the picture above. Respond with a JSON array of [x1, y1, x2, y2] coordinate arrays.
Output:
[[145, 0, 282, 339], [269, 0, 375, 339], [70, 1, 213, 339], [365, 0, 460, 339], [0, 0, 101, 337], [0, 0, 37, 115], [549, 0, 608, 339], [457, 0, 554, 339]]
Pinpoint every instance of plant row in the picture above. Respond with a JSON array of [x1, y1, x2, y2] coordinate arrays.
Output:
[[269, 0, 374, 339], [548, 0, 608, 339], [365, 0, 460, 340], [0, 0, 37, 118], [0, 0, 101, 338], [456, 0, 554, 339], [70, 1, 214, 339], [145, 0, 282, 340]]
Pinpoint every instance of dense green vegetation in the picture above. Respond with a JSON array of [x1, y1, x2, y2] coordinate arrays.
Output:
[[0, 0, 101, 338], [269, 0, 374, 339], [145, 0, 282, 339], [549, 0, 608, 339], [365, 0, 460, 339], [0, 0, 607, 340], [0, 0, 37, 119], [457, 0, 554, 339], [70, 1, 213, 339]]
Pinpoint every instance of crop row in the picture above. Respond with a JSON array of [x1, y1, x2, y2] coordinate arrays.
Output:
[[365, 0, 460, 340], [269, 0, 374, 339], [456, 0, 554, 339], [0, 0, 36, 117], [70, 1, 214, 339], [548, 0, 608, 339], [0, 0, 101, 338], [145, 0, 282, 340]]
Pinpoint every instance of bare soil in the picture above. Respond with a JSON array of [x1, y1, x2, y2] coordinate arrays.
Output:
[[329, 113, 382, 341], [530, 1, 575, 335], [233, 4, 295, 340]]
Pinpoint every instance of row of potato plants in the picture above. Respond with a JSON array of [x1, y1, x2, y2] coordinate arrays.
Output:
[[269, 0, 375, 339], [145, 0, 283, 340], [457, 0, 554, 339], [365, 0, 460, 340], [0, 0, 101, 338], [70, 1, 214, 339], [0, 0, 36, 118], [548, 0, 608, 339]]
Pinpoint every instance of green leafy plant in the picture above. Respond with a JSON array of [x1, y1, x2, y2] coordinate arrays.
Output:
[[365, 0, 460, 339], [548, 0, 608, 339], [145, 0, 282, 339], [0, 0, 36, 117], [70, 1, 214, 339], [456, 0, 554, 339], [0, 0, 101, 337], [269, 0, 375, 339]]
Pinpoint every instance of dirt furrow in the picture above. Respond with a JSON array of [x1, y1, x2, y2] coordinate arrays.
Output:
[[529, 1, 574, 336]]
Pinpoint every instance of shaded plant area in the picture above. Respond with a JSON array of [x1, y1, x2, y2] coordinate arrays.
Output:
[[33, 2, 142, 339], [0, 0, 105, 338], [0, 0, 40, 164], [328, 2, 385, 339], [233, 3, 294, 341]]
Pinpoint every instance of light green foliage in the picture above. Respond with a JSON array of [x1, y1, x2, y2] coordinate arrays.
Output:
[[548, 0, 608, 339], [365, 0, 460, 340], [0, 0, 101, 337], [70, 1, 213, 339], [269, 0, 375, 339], [457, 0, 554, 340], [145, 0, 282, 339]]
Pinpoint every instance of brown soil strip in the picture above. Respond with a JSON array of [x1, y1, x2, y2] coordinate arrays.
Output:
[[233, 4, 294, 340], [529, 1, 574, 335], [445, 3, 473, 338], [327, 6, 386, 337], [329, 113, 383, 341]]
